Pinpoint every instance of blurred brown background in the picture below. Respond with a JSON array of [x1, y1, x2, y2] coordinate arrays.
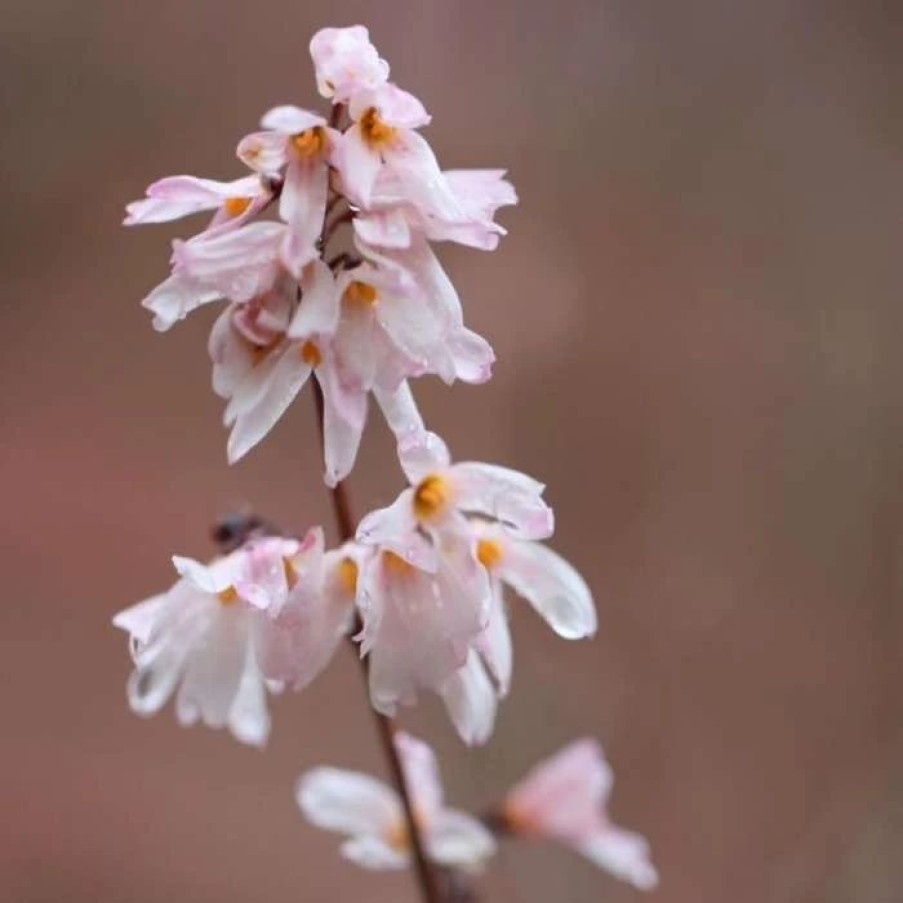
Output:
[[2, 1, 901, 901]]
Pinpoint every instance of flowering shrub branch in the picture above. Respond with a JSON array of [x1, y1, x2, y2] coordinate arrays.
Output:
[[114, 23, 657, 902]]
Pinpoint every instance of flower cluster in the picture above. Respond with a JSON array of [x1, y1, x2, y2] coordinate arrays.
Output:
[[115, 24, 657, 896]]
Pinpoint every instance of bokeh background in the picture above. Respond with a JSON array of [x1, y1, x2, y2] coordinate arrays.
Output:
[[2, 1, 901, 901]]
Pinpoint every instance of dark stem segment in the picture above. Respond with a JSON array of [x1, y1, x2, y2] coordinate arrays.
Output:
[[311, 381, 445, 903]]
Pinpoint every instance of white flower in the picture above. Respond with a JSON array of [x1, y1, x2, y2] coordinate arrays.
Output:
[[112, 531, 349, 746], [297, 732, 496, 871]]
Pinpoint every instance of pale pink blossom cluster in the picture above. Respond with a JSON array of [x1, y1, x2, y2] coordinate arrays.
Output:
[[114, 24, 657, 895]]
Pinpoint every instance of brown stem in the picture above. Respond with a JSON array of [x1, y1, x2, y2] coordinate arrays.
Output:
[[311, 381, 444, 903]]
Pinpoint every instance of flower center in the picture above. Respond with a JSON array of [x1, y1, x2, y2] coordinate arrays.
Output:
[[291, 126, 327, 158], [339, 557, 358, 594], [360, 107, 396, 148], [224, 196, 252, 217], [413, 474, 449, 520], [300, 340, 322, 367], [218, 585, 239, 605], [476, 538, 504, 569], [343, 280, 378, 306]]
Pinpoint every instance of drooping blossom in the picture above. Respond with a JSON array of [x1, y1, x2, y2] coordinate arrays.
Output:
[[356, 431, 554, 561], [237, 106, 338, 275], [309, 25, 389, 104], [297, 732, 495, 871], [502, 739, 659, 890], [112, 530, 347, 746], [354, 530, 491, 733], [124, 174, 270, 233]]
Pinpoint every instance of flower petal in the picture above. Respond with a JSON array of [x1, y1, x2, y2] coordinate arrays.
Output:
[[451, 462, 554, 540], [237, 130, 289, 174], [141, 272, 222, 332], [297, 767, 401, 837], [439, 650, 498, 746], [289, 259, 339, 338], [279, 159, 329, 276], [497, 540, 597, 639], [397, 430, 451, 485], [395, 732, 444, 819], [580, 828, 659, 890], [260, 105, 325, 134], [333, 125, 382, 207], [428, 809, 497, 870], [373, 381, 424, 440], [474, 580, 512, 696], [340, 836, 409, 870]]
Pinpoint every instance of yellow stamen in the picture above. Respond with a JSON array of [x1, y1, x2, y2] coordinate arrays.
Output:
[[224, 196, 252, 217], [283, 557, 299, 589], [413, 475, 449, 520], [387, 818, 410, 852], [339, 557, 358, 594], [383, 550, 414, 576], [342, 280, 378, 307], [501, 802, 537, 836], [291, 126, 327, 158], [476, 538, 504, 569], [360, 107, 396, 148], [300, 340, 322, 367], [218, 585, 239, 605]]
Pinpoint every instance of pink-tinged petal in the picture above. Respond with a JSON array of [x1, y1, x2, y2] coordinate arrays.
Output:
[[355, 489, 419, 550], [580, 828, 659, 890], [443, 169, 518, 213], [448, 327, 495, 384], [260, 105, 325, 134], [289, 259, 340, 338], [333, 125, 382, 207], [382, 131, 460, 221], [427, 810, 497, 870], [350, 83, 430, 129], [353, 208, 411, 248], [394, 732, 444, 819], [340, 836, 409, 870], [318, 364, 368, 487], [397, 430, 451, 484], [226, 643, 270, 746], [439, 650, 498, 746], [373, 381, 424, 439], [451, 462, 554, 540], [141, 272, 222, 331], [237, 130, 289, 174], [474, 580, 512, 696], [279, 158, 329, 276], [297, 767, 401, 837], [173, 222, 284, 303], [126, 640, 190, 717], [225, 345, 313, 463], [497, 540, 597, 639], [505, 739, 613, 839], [310, 25, 389, 102]]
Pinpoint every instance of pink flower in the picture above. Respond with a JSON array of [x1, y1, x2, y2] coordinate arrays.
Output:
[[333, 83, 460, 216], [355, 168, 517, 252], [297, 732, 496, 870], [124, 174, 270, 234], [309, 25, 389, 104], [354, 532, 491, 733], [251, 531, 357, 691], [356, 431, 554, 556], [503, 740, 659, 890], [237, 106, 338, 275]]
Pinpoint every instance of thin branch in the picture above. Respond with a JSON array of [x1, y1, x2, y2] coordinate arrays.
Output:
[[311, 381, 445, 903]]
